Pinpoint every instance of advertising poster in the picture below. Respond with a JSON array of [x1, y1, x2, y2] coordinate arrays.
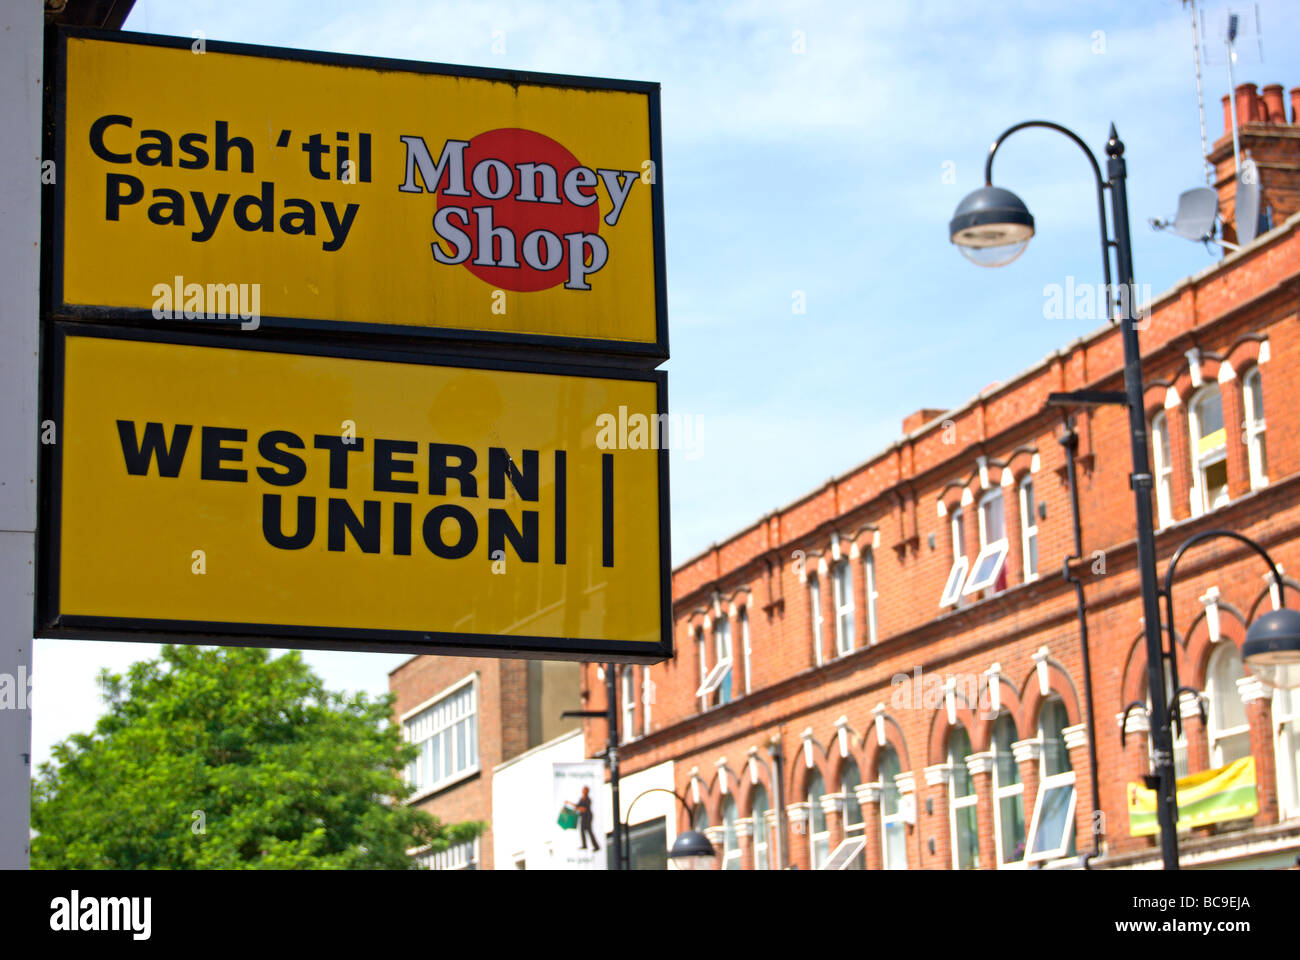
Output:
[[552, 760, 607, 870]]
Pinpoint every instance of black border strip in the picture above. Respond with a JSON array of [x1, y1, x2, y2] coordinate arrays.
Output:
[[49, 26, 669, 366], [36, 322, 673, 665]]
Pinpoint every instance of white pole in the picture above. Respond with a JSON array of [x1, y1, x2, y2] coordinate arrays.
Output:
[[0, 0, 42, 870]]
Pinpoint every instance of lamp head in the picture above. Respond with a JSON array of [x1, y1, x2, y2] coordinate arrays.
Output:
[[949, 185, 1035, 267], [668, 829, 716, 870], [1243, 607, 1300, 690]]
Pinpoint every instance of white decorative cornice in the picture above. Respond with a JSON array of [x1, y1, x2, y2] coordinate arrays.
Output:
[[856, 782, 882, 805], [715, 756, 729, 794], [819, 793, 845, 817], [894, 772, 915, 795], [704, 825, 725, 845], [873, 703, 888, 746], [1011, 738, 1042, 764], [960, 487, 974, 507], [1119, 710, 1150, 735], [1179, 690, 1205, 721], [734, 817, 754, 838], [937, 499, 948, 518], [1165, 385, 1181, 409], [1000, 467, 1013, 488], [1236, 675, 1269, 704], [984, 662, 1003, 712], [834, 715, 851, 758], [1186, 347, 1202, 387], [830, 531, 842, 562], [785, 801, 811, 824], [1062, 723, 1088, 751], [747, 746, 761, 784], [1200, 586, 1222, 643], [1032, 645, 1051, 696], [1258, 339, 1270, 364], [1218, 360, 1236, 383], [925, 762, 953, 787], [965, 751, 994, 776], [800, 727, 816, 768], [977, 455, 990, 490], [1030, 453, 1041, 473]]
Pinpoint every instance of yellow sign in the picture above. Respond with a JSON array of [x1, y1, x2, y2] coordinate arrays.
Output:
[[41, 329, 669, 661], [1127, 756, 1258, 836], [54, 31, 666, 357]]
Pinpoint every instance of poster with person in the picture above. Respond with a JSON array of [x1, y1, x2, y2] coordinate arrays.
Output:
[[552, 761, 608, 870]]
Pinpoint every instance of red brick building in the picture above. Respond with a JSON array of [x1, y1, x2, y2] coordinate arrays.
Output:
[[584, 82, 1300, 870]]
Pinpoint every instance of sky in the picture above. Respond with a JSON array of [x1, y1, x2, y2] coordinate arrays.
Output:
[[32, 0, 1300, 770]]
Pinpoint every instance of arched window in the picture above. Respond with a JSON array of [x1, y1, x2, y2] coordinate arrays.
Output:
[[948, 724, 978, 869], [1243, 366, 1268, 489], [879, 747, 908, 869], [807, 770, 829, 869], [721, 796, 741, 870], [1026, 698, 1076, 863], [832, 560, 855, 656], [1151, 411, 1173, 528], [826, 759, 866, 869], [991, 712, 1025, 865], [1019, 475, 1038, 581], [695, 626, 708, 713], [809, 574, 825, 666], [1207, 643, 1251, 767], [863, 547, 880, 645], [966, 488, 1009, 597], [1273, 686, 1300, 820], [751, 785, 770, 870], [739, 607, 752, 696], [1189, 384, 1228, 515], [941, 507, 969, 608], [714, 616, 733, 706]]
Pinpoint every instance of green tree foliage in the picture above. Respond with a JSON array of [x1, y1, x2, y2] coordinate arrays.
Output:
[[32, 645, 483, 869]]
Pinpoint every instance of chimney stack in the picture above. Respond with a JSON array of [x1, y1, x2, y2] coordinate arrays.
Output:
[[1209, 79, 1300, 247]]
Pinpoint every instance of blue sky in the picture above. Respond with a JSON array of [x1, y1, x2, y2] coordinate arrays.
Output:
[[34, 0, 1299, 768]]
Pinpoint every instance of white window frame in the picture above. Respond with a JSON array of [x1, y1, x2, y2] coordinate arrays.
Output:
[[1273, 686, 1300, 820], [965, 489, 1009, 596], [401, 674, 480, 801], [641, 665, 653, 736], [832, 560, 855, 656], [1025, 702, 1076, 864], [740, 607, 752, 695], [1189, 384, 1228, 516], [620, 666, 635, 743], [941, 508, 968, 608], [948, 729, 979, 870], [1018, 475, 1038, 582], [879, 751, 908, 870], [807, 772, 830, 870], [1243, 366, 1268, 490], [412, 836, 479, 870], [751, 786, 770, 870], [825, 762, 866, 870], [1151, 412, 1174, 528], [991, 713, 1025, 868], [1207, 644, 1251, 768], [696, 627, 709, 713], [714, 616, 733, 705], [863, 548, 879, 645], [809, 575, 825, 666], [721, 797, 742, 870]]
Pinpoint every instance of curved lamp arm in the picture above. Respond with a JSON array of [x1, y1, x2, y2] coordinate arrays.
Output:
[[623, 787, 699, 869], [984, 120, 1115, 321], [1159, 528, 1287, 738]]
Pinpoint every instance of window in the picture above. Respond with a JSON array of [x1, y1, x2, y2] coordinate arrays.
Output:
[[965, 489, 1009, 596], [740, 607, 752, 695], [879, 747, 908, 869], [695, 627, 708, 712], [620, 666, 635, 743], [949, 725, 979, 869], [832, 560, 855, 655], [1207, 643, 1251, 767], [1151, 412, 1174, 528], [641, 666, 652, 736], [807, 770, 829, 869], [413, 837, 479, 870], [940, 508, 969, 608], [403, 676, 478, 797], [1274, 686, 1300, 820], [1026, 699, 1076, 863], [809, 575, 825, 665], [826, 760, 866, 869], [863, 548, 879, 645], [1243, 367, 1268, 489], [752, 785, 770, 870], [991, 712, 1025, 866], [721, 796, 741, 870], [1019, 476, 1038, 581], [696, 618, 733, 707], [1189, 384, 1229, 515]]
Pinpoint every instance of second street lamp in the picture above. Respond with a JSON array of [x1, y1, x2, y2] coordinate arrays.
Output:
[[950, 120, 1182, 870]]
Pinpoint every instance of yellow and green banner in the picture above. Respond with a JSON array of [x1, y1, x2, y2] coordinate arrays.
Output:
[[1127, 756, 1258, 836]]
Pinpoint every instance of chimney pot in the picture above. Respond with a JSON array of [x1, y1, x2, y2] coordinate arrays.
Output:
[[1291, 87, 1300, 125], [1235, 83, 1260, 125], [1261, 85, 1286, 124]]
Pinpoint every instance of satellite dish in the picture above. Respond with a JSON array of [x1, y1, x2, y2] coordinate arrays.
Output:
[[1236, 157, 1260, 245], [1171, 187, 1219, 242]]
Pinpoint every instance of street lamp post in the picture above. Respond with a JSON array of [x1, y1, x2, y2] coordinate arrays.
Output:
[[622, 787, 716, 870], [950, 121, 1181, 869]]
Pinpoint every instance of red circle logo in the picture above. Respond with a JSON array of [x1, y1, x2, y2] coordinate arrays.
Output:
[[434, 128, 601, 292]]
